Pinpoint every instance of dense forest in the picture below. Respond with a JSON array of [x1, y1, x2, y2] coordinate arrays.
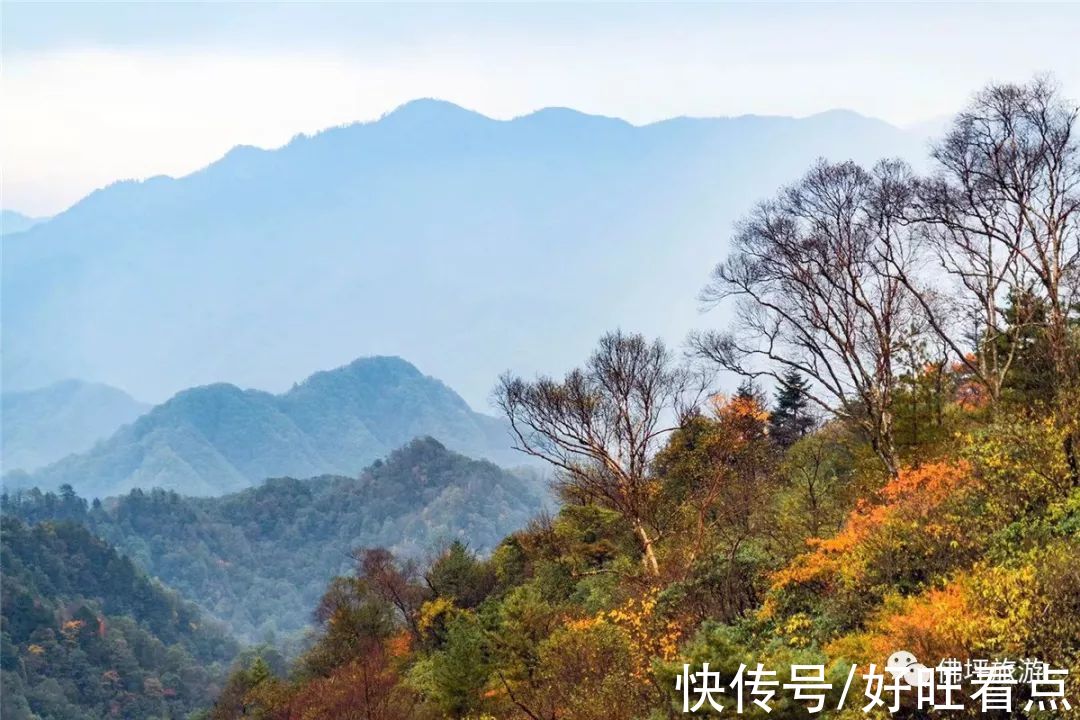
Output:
[[199, 79, 1080, 719], [4, 438, 549, 643], [1, 517, 238, 719]]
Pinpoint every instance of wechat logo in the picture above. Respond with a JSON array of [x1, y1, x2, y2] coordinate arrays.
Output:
[[886, 651, 932, 687]]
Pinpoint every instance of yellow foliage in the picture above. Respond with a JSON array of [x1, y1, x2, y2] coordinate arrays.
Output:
[[827, 539, 1080, 697], [60, 619, 86, 642], [417, 597, 455, 635], [780, 613, 814, 649]]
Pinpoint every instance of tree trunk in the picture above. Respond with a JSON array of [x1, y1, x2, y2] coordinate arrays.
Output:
[[635, 523, 660, 577], [1049, 317, 1080, 487], [868, 410, 900, 478]]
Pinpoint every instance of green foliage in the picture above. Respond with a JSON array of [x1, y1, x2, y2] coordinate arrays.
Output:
[[0, 517, 237, 719], [772, 428, 859, 554], [5, 438, 549, 643], [425, 542, 496, 610], [769, 369, 815, 449], [201, 398, 1080, 720], [995, 288, 1060, 405], [410, 613, 490, 718]]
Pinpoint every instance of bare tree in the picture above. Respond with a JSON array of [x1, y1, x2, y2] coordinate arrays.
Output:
[[352, 547, 429, 642], [694, 159, 926, 477], [494, 331, 702, 576], [951, 79, 1080, 384], [895, 78, 1080, 404]]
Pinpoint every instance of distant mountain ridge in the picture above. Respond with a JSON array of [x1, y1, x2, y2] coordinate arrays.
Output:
[[4, 437, 550, 641], [1, 380, 150, 473], [1, 99, 930, 408], [0, 209, 44, 235], [3, 356, 518, 498]]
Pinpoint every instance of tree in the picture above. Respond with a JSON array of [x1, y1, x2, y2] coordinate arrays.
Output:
[[940, 79, 1079, 387], [532, 622, 651, 720], [994, 287, 1058, 403], [653, 393, 780, 622], [422, 613, 490, 719], [305, 576, 396, 676], [769, 369, 815, 448], [353, 547, 429, 642], [891, 78, 1080, 411], [423, 541, 495, 610], [694, 159, 925, 476], [735, 378, 767, 406], [495, 331, 703, 576]]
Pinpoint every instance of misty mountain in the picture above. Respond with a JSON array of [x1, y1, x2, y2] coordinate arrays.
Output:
[[4, 437, 550, 641], [1, 380, 149, 473], [0, 210, 44, 235], [1, 100, 929, 409], [2, 356, 519, 498]]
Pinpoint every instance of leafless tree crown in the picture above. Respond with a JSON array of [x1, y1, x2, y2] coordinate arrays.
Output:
[[494, 331, 704, 574]]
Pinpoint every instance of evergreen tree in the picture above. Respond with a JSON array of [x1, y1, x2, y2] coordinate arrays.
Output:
[[735, 379, 764, 404], [994, 287, 1058, 404], [769, 369, 814, 448]]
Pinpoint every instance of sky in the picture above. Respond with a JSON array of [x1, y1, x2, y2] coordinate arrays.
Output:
[[3, 2, 1079, 217]]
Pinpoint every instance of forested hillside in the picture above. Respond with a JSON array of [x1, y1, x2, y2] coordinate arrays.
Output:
[[5, 438, 550, 642], [5, 357, 520, 498], [1, 517, 238, 720], [204, 79, 1080, 719]]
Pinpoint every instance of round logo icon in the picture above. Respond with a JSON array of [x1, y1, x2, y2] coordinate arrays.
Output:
[[886, 650, 931, 687]]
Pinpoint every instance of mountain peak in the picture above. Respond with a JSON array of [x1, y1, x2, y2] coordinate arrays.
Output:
[[4, 100, 926, 413], [1, 380, 149, 474], [514, 106, 632, 129], [802, 108, 897, 130], [292, 355, 425, 391], [7, 356, 520, 498], [379, 98, 487, 125]]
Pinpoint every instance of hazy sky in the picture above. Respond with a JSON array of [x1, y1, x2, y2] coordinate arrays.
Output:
[[4, 2, 1079, 217]]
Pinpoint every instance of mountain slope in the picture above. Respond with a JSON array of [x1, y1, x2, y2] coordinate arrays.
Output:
[[1, 100, 928, 408], [1, 380, 150, 473], [0, 210, 43, 235], [3, 437, 551, 641], [0, 516, 238, 720], [5, 356, 518, 498]]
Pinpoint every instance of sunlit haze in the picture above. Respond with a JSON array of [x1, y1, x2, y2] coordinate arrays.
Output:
[[4, 2, 1079, 216]]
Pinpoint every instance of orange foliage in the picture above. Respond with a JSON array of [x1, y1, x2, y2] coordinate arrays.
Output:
[[830, 581, 975, 663], [60, 619, 86, 643], [717, 395, 770, 425], [384, 631, 412, 659], [955, 380, 989, 410], [767, 461, 972, 601], [282, 648, 407, 720]]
